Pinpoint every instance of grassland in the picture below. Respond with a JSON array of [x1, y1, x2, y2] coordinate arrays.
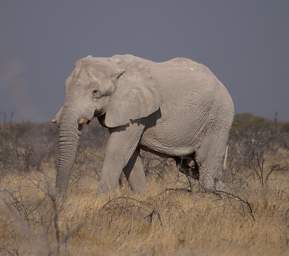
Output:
[[0, 113, 289, 256]]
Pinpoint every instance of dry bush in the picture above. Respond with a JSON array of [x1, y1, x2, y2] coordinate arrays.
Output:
[[0, 122, 57, 173], [0, 120, 106, 177], [226, 113, 289, 190]]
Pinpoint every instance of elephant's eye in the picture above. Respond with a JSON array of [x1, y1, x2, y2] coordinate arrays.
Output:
[[92, 89, 101, 98]]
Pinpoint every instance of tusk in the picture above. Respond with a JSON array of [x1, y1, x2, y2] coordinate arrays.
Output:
[[51, 106, 63, 124], [78, 117, 89, 125]]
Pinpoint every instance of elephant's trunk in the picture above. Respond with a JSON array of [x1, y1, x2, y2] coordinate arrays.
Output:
[[56, 107, 80, 196]]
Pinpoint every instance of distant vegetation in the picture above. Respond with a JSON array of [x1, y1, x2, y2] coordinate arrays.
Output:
[[0, 113, 289, 255]]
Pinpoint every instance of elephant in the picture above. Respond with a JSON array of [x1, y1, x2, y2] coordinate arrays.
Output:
[[52, 54, 234, 195]]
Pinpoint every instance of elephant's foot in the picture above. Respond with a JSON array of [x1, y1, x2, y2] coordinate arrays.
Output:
[[199, 173, 216, 192], [215, 180, 226, 191], [130, 180, 146, 194], [97, 180, 119, 195], [127, 165, 147, 194], [96, 182, 108, 194], [199, 174, 227, 193]]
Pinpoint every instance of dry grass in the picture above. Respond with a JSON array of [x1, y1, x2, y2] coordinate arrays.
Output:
[[1, 157, 289, 256], [2, 114, 289, 255]]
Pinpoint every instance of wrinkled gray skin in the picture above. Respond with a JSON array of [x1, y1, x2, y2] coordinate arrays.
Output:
[[53, 54, 234, 195]]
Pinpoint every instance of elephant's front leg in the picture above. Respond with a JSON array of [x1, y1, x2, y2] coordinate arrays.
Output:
[[123, 149, 146, 193], [98, 123, 144, 193]]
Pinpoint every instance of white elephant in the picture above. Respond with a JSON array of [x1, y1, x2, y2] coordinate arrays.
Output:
[[53, 54, 234, 195]]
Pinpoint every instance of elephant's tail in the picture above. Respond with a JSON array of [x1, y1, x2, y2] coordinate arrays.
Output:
[[223, 145, 229, 170]]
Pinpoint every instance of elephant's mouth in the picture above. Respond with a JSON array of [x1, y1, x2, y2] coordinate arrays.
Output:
[[77, 118, 91, 131], [77, 111, 106, 131], [97, 113, 107, 128], [77, 116, 93, 131]]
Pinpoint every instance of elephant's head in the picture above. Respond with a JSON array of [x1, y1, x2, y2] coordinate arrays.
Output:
[[54, 55, 160, 195]]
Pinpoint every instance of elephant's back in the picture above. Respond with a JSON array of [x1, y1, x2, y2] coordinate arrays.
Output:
[[160, 57, 205, 71], [151, 59, 220, 118]]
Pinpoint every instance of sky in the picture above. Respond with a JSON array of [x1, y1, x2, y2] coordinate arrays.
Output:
[[0, 0, 288, 122]]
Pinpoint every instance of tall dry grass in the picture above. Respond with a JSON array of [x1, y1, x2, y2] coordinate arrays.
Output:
[[1, 160, 289, 256]]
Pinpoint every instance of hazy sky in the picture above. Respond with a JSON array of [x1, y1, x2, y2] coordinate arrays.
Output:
[[0, 0, 288, 122]]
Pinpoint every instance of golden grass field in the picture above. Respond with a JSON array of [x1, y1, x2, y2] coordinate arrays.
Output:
[[1, 148, 289, 256]]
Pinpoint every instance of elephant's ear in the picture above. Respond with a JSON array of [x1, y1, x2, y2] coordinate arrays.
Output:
[[105, 73, 161, 128]]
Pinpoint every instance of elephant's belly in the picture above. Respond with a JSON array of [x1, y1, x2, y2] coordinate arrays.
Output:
[[140, 141, 195, 156], [140, 123, 201, 156]]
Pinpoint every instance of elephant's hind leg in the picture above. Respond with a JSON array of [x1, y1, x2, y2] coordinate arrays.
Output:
[[197, 131, 229, 192], [123, 149, 146, 193]]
